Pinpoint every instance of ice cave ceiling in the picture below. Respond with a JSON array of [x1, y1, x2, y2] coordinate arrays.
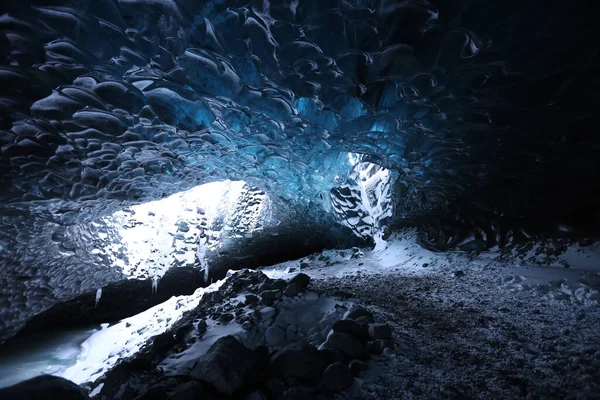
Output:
[[0, 0, 598, 340]]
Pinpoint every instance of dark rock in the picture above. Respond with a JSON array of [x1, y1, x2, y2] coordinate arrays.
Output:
[[242, 321, 253, 330], [133, 380, 176, 400], [454, 270, 465, 277], [289, 273, 310, 290], [284, 386, 318, 400], [349, 360, 369, 376], [322, 332, 365, 358], [284, 282, 301, 297], [197, 319, 208, 334], [245, 390, 268, 400], [0, 375, 90, 400], [261, 290, 281, 305], [344, 306, 372, 321], [270, 342, 326, 380], [266, 326, 286, 346], [245, 294, 259, 306], [422, 263, 429, 268], [321, 362, 354, 392], [353, 315, 374, 325], [271, 279, 287, 290], [299, 262, 310, 269], [218, 313, 234, 324], [368, 323, 392, 340], [190, 336, 257, 395], [100, 361, 145, 400], [153, 332, 175, 352], [175, 324, 193, 341], [332, 319, 365, 341], [263, 378, 286, 398], [167, 381, 204, 400], [258, 306, 276, 321]]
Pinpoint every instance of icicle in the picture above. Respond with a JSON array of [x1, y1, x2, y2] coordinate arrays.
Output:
[[151, 276, 158, 294], [95, 287, 103, 308]]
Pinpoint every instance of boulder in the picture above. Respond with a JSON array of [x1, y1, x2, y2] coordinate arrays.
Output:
[[190, 336, 257, 395], [349, 360, 369, 376], [289, 273, 310, 290], [0, 375, 90, 400], [321, 332, 365, 358], [167, 381, 204, 399], [284, 386, 318, 400], [269, 342, 326, 380], [344, 305, 371, 321], [368, 323, 392, 340], [266, 326, 286, 346], [321, 362, 354, 392]]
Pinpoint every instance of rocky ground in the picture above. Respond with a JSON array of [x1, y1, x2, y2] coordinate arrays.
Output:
[[68, 269, 398, 400], [263, 233, 600, 399], [1, 231, 599, 400]]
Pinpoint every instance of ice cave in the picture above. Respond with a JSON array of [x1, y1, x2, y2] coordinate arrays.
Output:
[[0, 0, 599, 399]]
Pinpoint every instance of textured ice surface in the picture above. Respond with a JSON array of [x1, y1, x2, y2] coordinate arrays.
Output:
[[0, 0, 598, 340], [0, 180, 268, 342]]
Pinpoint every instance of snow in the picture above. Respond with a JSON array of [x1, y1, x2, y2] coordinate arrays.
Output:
[[59, 277, 229, 385]]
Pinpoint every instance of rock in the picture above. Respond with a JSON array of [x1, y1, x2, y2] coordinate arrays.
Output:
[[287, 267, 297, 273], [167, 381, 203, 399], [153, 332, 175, 352], [299, 262, 310, 269], [284, 282, 301, 297], [422, 263, 429, 268], [261, 290, 281, 305], [321, 362, 354, 392], [284, 386, 318, 400], [321, 332, 365, 358], [266, 326, 286, 346], [0, 375, 90, 400], [286, 325, 298, 341], [190, 336, 257, 395], [353, 315, 374, 325], [349, 360, 369, 376], [289, 273, 310, 290], [332, 319, 365, 340], [271, 279, 287, 290], [258, 306, 276, 321], [134, 380, 178, 400], [269, 342, 326, 380], [218, 313, 234, 324], [245, 294, 259, 306], [344, 306, 372, 321], [454, 270, 465, 277], [263, 378, 286, 398], [175, 324, 193, 341], [368, 323, 392, 340], [197, 319, 208, 334], [242, 321, 252, 330], [245, 390, 268, 400]]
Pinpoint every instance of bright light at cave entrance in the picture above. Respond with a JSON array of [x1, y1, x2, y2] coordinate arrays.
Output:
[[100, 180, 268, 281]]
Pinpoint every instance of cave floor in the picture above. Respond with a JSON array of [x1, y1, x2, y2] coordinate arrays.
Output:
[[262, 232, 600, 400]]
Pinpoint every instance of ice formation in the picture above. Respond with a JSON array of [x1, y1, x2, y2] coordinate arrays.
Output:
[[0, 0, 598, 354]]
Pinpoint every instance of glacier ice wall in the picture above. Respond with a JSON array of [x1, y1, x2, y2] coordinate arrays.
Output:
[[0, 0, 599, 338]]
